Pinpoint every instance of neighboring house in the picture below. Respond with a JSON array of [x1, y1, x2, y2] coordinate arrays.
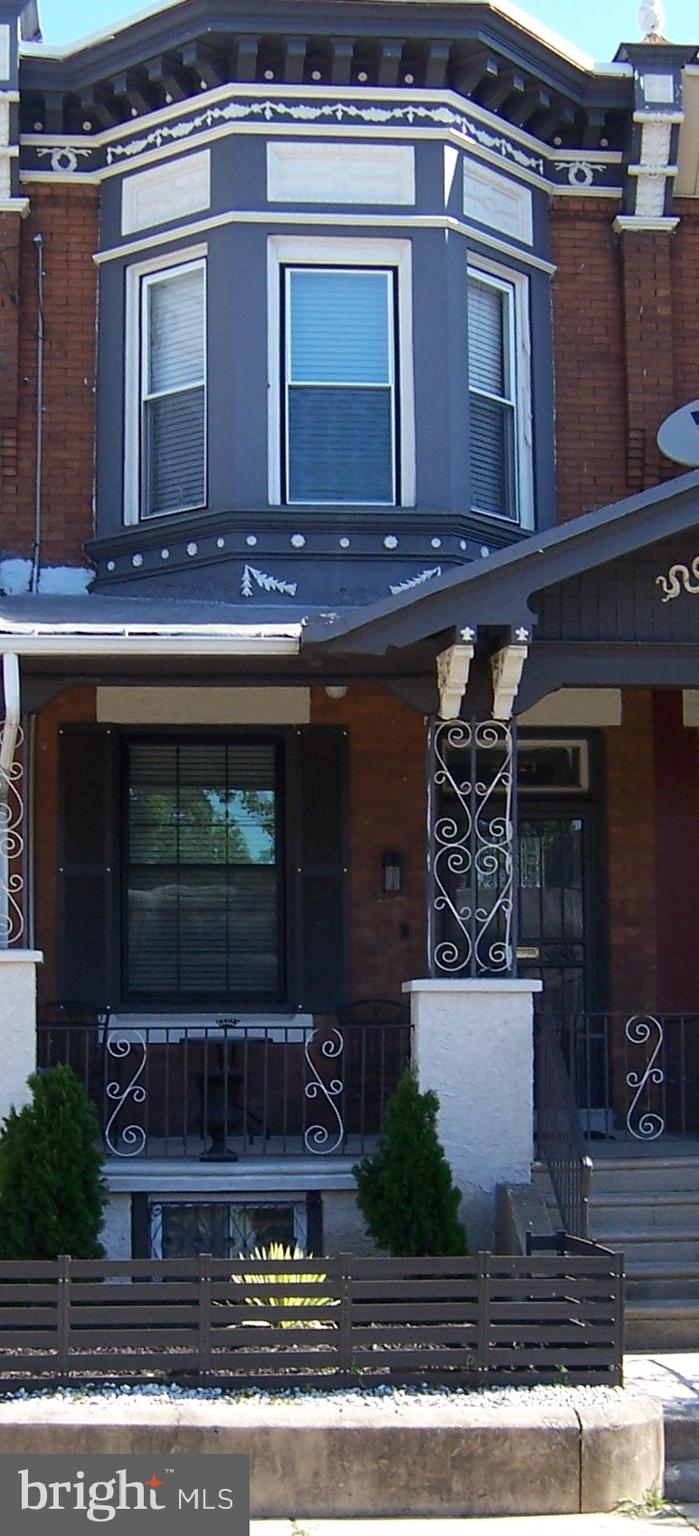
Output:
[[1, 0, 699, 1261]]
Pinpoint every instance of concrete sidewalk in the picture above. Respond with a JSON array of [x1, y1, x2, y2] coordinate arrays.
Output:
[[250, 1515, 699, 1535], [626, 1354, 699, 1416]]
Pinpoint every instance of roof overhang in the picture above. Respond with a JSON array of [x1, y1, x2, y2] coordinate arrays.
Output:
[[302, 469, 699, 657]]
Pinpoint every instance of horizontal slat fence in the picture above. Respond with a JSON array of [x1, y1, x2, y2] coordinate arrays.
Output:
[[0, 1247, 623, 1391]]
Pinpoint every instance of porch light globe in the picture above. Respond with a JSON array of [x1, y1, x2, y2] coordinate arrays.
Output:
[[324, 685, 348, 700]]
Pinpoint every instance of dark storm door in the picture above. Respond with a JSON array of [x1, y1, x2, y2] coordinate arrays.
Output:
[[517, 809, 602, 1027]]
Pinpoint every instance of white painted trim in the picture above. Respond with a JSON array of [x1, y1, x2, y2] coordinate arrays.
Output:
[[403, 978, 542, 993], [267, 140, 415, 205], [0, 949, 43, 963], [518, 688, 622, 728], [613, 215, 680, 233], [0, 197, 29, 216], [105, 1156, 358, 1194], [95, 210, 559, 272], [463, 156, 533, 246], [121, 147, 211, 236], [267, 234, 415, 509], [467, 254, 534, 531], [124, 244, 208, 527], [0, 634, 301, 657]]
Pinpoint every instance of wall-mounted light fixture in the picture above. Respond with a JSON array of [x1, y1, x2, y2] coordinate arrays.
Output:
[[382, 849, 403, 895], [324, 685, 348, 700]]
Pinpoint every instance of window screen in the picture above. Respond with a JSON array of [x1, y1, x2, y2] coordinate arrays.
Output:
[[141, 261, 207, 518], [285, 266, 396, 505], [126, 740, 281, 999], [468, 271, 517, 520], [150, 1200, 304, 1259]]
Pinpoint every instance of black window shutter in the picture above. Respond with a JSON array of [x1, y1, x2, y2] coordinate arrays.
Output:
[[59, 726, 117, 1007], [295, 727, 348, 1013]]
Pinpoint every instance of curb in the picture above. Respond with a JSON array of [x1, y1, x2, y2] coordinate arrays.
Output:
[[0, 1392, 664, 1517]]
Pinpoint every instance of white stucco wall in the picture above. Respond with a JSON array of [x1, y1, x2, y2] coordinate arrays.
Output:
[[101, 1192, 133, 1260], [0, 952, 42, 1122], [322, 1189, 375, 1256], [405, 979, 541, 1250]]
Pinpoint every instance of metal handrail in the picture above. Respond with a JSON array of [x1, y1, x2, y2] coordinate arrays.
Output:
[[535, 1014, 593, 1240]]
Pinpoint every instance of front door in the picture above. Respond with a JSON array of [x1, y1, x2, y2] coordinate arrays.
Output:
[[517, 809, 601, 1025]]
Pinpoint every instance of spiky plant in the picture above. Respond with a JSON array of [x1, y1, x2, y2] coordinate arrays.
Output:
[[230, 1243, 336, 1327]]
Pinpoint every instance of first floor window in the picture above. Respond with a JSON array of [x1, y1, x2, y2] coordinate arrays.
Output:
[[149, 1199, 306, 1258], [284, 264, 397, 505], [140, 258, 207, 518], [468, 267, 519, 521], [125, 738, 282, 1000]]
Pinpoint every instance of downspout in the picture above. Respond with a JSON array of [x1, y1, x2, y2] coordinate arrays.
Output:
[[0, 652, 20, 948], [30, 233, 44, 595]]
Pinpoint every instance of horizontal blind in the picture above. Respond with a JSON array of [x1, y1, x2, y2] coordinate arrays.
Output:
[[126, 742, 279, 998], [286, 267, 395, 505], [142, 263, 206, 518], [468, 274, 516, 520]]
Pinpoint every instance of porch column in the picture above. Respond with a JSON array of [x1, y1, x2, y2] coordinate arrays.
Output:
[[0, 653, 42, 1121], [405, 714, 539, 1248]]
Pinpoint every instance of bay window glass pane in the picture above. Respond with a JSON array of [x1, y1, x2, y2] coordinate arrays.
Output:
[[144, 387, 205, 517], [127, 741, 280, 999], [286, 266, 395, 505], [470, 394, 516, 518], [148, 265, 205, 393], [289, 269, 390, 383], [468, 278, 506, 396], [288, 386, 393, 504]]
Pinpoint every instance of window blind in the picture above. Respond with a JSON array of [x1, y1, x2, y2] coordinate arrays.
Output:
[[126, 741, 280, 999], [142, 263, 206, 518], [468, 273, 517, 521], [285, 267, 396, 505]]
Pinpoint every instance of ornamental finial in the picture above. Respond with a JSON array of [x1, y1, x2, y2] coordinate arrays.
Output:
[[638, 0, 667, 39]]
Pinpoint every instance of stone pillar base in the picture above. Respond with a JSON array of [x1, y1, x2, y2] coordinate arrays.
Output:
[[404, 978, 542, 1249], [0, 951, 43, 1122]]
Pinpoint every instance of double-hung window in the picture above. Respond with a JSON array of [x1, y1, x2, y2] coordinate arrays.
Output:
[[135, 256, 207, 520], [284, 266, 397, 505], [125, 738, 282, 1001], [468, 263, 532, 526]]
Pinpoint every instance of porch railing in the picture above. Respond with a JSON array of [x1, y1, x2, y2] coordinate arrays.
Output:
[[36, 1006, 411, 1161], [561, 1012, 699, 1144], [534, 1014, 593, 1239]]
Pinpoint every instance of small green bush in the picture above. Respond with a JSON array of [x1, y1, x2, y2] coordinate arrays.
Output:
[[0, 1065, 108, 1260], [353, 1068, 468, 1256]]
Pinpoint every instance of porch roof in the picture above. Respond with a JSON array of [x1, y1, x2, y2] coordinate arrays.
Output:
[[0, 593, 302, 656], [302, 470, 699, 656]]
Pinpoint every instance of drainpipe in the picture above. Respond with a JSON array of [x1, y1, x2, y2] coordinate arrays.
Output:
[[30, 233, 44, 595], [0, 652, 20, 949]]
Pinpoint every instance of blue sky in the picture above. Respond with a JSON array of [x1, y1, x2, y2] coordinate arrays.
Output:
[[33, 2, 699, 60]]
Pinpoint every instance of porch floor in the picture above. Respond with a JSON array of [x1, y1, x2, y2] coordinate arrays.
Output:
[[582, 1136, 699, 1158]]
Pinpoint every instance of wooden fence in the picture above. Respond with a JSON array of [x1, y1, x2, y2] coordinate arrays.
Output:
[[0, 1247, 624, 1390]]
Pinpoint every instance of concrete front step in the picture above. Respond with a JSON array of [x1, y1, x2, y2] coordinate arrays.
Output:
[[626, 1300, 699, 1350], [626, 1263, 699, 1300], [665, 1459, 699, 1502]]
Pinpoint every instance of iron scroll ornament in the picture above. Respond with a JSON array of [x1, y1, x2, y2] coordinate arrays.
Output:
[[105, 1031, 148, 1157], [304, 1026, 344, 1155], [430, 719, 515, 977], [625, 1013, 665, 1141], [0, 723, 24, 945]]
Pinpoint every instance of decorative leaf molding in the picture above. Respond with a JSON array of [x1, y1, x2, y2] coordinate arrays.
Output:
[[389, 566, 442, 596], [241, 564, 298, 599]]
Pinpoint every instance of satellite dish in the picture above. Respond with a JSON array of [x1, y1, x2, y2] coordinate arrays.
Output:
[[657, 400, 699, 468]]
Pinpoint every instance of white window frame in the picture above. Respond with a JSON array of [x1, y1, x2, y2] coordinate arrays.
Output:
[[148, 1195, 308, 1259], [267, 236, 415, 508], [467, 255, 534, 530], [284, 265, 397, 508], [124, 244, 208, 526]]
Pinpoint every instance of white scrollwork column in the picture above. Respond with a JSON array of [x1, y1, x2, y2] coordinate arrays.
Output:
[[0, 654, 43, 1123], [428, 717, 516, 978]]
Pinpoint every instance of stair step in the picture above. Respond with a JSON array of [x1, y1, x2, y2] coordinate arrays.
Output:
[[664, 1461, 699, 1502], [625, 1299, 699, 1348]]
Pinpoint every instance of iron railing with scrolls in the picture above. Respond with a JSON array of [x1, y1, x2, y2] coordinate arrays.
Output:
[[36, 1003, 411, 1161], [0, 1246, 623, 1389], [561, 1011, 699, 1145], [535, 1014, 593, 1239]]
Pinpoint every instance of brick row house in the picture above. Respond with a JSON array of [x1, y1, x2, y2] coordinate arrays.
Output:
[[1, 0, 699, 1267]]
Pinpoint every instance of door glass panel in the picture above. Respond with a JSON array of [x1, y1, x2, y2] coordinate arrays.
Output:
[[518, 816, 586, 1026]]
